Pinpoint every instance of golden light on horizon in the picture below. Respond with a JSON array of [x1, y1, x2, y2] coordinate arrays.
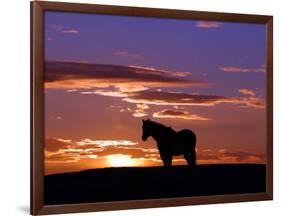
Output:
[[106, 154, 139, 167]]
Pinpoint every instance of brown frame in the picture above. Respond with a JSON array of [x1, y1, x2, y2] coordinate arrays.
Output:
[[31, 1, 273, 215]]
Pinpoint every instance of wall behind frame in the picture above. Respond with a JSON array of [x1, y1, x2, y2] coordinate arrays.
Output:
[[0, 0, 280, 215]]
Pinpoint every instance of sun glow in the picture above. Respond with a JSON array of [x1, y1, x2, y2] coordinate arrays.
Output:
[[106, 154, 138, 167]]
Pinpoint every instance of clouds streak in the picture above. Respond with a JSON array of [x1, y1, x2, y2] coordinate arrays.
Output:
[[45, 138, 265, 172], [197, 149, 264, 164], [45, 138, 159, 164], [239, 89, 256, 96], [123, 90, 264, 108], [153, 109, 210, 120], [44, 61, 265, 110], [61, 29, 79, 34], [219, 66, 266, 73], [45, 61, 203, 90], [196, 21, 222, 28]]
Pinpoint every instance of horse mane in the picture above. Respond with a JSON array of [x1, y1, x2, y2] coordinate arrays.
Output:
[[149, 120, 175, 133]]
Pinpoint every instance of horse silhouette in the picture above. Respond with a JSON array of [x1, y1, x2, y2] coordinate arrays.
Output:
[[142, 119, 196, 167]]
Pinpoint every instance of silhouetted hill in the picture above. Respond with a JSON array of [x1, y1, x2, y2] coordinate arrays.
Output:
[[44, 164, 266, 205]]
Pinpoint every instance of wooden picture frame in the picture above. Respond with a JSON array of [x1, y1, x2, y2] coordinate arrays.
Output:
[[31, 1, 273, 215]]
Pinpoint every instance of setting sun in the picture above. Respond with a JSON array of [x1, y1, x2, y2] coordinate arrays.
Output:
[[107, 154, 138, 167]]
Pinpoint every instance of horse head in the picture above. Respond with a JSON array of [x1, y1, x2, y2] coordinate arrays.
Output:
[[142, 119, 152, 141]]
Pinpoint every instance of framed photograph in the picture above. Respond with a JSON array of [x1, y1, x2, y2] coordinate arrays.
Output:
[[31, 1, 273, 215]]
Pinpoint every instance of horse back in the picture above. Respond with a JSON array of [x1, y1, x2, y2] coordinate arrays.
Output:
[[177, 129, 196, 147]]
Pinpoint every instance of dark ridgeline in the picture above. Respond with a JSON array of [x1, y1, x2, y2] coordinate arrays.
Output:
[[142, 119, 196, 167], [44, 164, 266, 205]]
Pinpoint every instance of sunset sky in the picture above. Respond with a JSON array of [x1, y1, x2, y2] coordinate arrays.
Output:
[[44, 11, 267, 175]]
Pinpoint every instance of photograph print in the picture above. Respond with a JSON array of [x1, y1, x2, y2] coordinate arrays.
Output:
[[43, 10, 267, 205]]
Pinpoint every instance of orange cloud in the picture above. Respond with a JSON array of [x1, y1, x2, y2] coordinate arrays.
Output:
[[44, 61, 203, 90], [113, 51, 142, 60], [44, 138, 265, 174], [45, 138, 265, 165], [77, 139, 138, 147], [123, 90, 265, 108], [196, 21, 222, 28], [45, 138, 159, 164], [44, 61, 265, 110], [45, 138, 72, 152], [153, 109, 210, 121], [48, 24, 79, 34], [66, 89, 78, 92], [238, 89, 256, 96], [132, 111, 147, 117], [129, 65, 192, 77], [219, 66, 266, 73], [173, 71, 192, 77], [50, 116, 62, 120], [197, 149, 265, 164], [83, 90, 129, 97], [112, 103, 150, 118], [61, 29, 79, 34], [136, 103, 149, 110], [63, 86, 265, 109], [132, 104, 150, 118]]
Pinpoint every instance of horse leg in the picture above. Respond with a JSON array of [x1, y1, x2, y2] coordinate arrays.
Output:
[[160, 153, 167, 166], [161, 154, 172, 167], [166, 155, 172, 167], [184, 153, 189, 166], [184, 149, 196, 167], [189, 149, 197, 166]]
